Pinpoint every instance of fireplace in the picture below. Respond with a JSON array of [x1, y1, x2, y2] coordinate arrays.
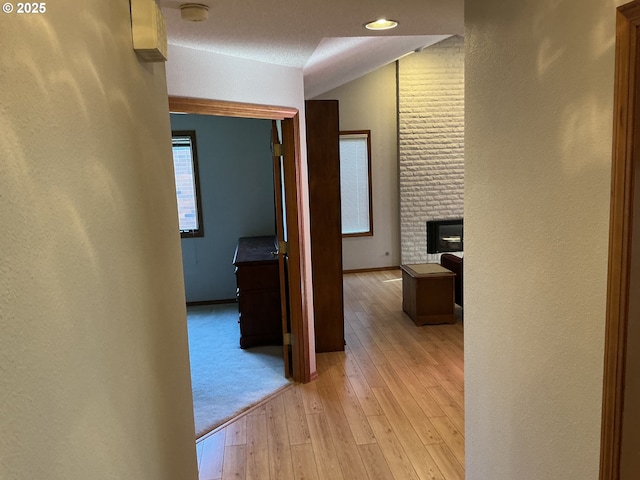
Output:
[[427, 219, 463, 254]]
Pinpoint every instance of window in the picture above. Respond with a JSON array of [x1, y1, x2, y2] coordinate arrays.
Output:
[[339, 130, 373, 236], [172, 131, 204, 237]]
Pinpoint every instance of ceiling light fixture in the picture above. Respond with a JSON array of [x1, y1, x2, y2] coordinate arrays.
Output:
[[364, 18, 399, 31], [180, 3, 209, 22]]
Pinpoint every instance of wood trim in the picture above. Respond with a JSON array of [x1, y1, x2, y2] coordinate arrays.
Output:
[[168, 96, 297, 120], [283, 113, 313, 383], [272, 121, 292, 378], [600, 3, 640, 479], [186, 299, 236, 307], [168, 96, 312, 384], [343, 266, 400, 274]]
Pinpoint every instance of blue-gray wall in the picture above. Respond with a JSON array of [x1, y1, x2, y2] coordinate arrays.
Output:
[[170, 114, 276, 302]]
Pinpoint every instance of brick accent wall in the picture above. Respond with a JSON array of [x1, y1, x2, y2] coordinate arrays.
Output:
[[398, 35, 464, 263]]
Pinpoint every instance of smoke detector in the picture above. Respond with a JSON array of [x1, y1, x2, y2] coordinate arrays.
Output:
[[180, 3, 209, 22]]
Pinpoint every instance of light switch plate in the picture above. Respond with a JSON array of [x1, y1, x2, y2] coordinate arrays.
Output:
[[131, 0, 168, 62]]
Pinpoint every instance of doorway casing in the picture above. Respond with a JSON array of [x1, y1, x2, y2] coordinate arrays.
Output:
[[169, 96, 314, 384], [600, 1, 640, 478]]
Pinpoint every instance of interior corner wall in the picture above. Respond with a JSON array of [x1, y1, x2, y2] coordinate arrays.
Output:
[[398, 35, 465, 264], [312, 63, 400, 271], [465, 1, 625, 479], [0, 3, 197, 479], [170, 114, 275, 303]]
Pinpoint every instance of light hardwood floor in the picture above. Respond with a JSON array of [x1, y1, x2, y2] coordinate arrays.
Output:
[[196, 269, 464, 480]]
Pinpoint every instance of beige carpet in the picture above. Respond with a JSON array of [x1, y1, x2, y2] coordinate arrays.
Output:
[[187, 303, 291, 438]]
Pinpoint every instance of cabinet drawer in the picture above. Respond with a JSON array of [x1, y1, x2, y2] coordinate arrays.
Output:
[[236, 262, 279, 291]]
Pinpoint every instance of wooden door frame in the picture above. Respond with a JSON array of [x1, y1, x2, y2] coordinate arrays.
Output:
[[271, 121, 292, 378], [169, 96, 313, 383], [600, 2, 640, 478]]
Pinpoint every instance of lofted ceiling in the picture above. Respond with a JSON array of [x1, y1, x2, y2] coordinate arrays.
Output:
[[159, 0, 463, 98]]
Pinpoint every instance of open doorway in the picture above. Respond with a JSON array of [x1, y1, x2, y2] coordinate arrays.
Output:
[[170, 113, 288, 436], [168, 96, 313, 438]]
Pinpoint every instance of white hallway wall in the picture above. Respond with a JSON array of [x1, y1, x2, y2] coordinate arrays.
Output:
[[465, 1, 625, 479], [1, 2, 197, 478]]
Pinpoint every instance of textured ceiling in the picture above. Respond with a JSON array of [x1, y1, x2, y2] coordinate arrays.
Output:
[[159, 0, 463, 97]]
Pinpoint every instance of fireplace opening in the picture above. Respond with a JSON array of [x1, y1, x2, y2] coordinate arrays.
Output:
[[427, 219, 463, 254]]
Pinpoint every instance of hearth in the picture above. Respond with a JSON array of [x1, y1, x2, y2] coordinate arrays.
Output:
[[427, 219, 463, 254]]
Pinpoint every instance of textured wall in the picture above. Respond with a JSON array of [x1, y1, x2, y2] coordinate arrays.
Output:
[[399, 36, 465, 264], [313, 63, 400, 270], [170, 114, 275, 302], [0, 2, 197, 479], [465, 1, 624, 478]]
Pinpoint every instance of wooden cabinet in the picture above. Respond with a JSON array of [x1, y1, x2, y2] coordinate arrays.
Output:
[[305, 100, 345, 352], [400, 264, 456, 325], [233, 236, 283, 348]]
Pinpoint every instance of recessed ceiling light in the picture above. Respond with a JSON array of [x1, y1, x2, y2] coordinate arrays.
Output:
[[364, 18, 399, 31]]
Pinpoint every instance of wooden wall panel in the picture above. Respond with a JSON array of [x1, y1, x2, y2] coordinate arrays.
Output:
[[305, 100, 345, 352]]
